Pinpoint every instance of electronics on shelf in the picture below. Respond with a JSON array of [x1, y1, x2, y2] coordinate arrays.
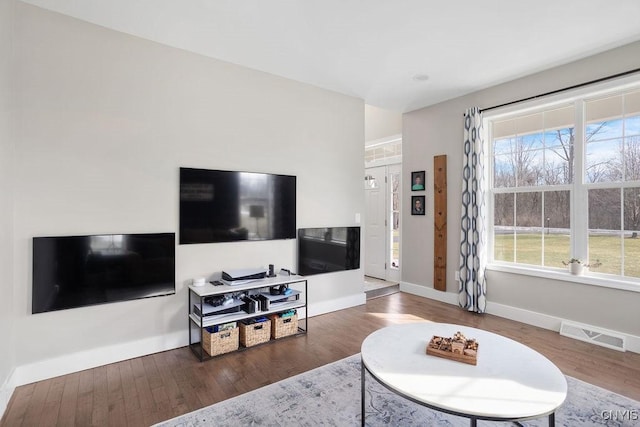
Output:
[[188, 275, 308, 361], [193, 301, 242, 318], [193, 286, 300, 320], [221, 268, 268, 284]]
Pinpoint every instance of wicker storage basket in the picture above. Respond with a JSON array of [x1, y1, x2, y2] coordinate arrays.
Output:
[[239, 319, 271, 347], [270, 313, 298, 339], [202, 327, 239, 356]]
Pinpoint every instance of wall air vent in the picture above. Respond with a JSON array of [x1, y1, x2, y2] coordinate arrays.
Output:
[[560, 321, 626, 352]]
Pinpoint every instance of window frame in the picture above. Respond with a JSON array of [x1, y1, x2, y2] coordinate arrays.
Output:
[[484, 73, 640, 293]]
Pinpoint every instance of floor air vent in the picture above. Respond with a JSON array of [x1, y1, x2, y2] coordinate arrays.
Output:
[[560, 321, 626, 352]]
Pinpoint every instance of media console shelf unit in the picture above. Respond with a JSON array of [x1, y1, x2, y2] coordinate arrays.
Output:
[[188, 274, 307, 361]]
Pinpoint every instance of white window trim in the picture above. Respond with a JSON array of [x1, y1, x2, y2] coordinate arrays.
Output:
[[483, 72, 640, 293], [365, 134, 402, 167]]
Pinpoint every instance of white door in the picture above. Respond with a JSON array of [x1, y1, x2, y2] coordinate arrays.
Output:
[[364, 166, 387, 279], [387, 164, 401, 282]]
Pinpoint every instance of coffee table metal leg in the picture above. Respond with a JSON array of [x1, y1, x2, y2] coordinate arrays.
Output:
[[469, 417, 477, 427], [549, 412, 555, 426], [361, 359, 365, 427]]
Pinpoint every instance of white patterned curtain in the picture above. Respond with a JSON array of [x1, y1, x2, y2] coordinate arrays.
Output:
[[459, 107, 487, 313]]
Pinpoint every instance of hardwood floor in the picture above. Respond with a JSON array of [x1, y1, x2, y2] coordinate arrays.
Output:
[[3, 292, 640, 426]]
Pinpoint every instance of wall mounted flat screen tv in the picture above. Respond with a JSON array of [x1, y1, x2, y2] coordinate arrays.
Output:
[[297, 227, 360, 276], [32, 233, 175, 314], [179, 167, 296, 244]]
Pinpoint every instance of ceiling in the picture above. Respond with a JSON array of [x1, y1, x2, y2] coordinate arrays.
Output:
[[20, 0, 640, 113]]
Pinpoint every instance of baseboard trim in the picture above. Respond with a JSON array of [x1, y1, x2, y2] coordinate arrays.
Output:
[[486, 300, 640, 354], [0, 369, 15, 421], [400, 281, 640, 354], [10, 330, 186, 388], [6, 294, 365, 391], [308, 293, 366, 317], [399, 281, 458, 305]]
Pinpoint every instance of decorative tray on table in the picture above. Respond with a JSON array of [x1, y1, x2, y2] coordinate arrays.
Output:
[[426, 331, 479, 365]]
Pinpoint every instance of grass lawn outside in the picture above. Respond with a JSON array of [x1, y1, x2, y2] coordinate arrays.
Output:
[[494, 233, 640, 278]]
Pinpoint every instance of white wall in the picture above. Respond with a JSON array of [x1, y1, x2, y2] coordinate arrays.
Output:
[[0, 0, 16, 414], [9, 2, 364, 387], [364, 104, 402, 143], [402, 41, 640, 341]]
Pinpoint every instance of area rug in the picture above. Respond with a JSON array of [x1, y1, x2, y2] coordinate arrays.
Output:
[[156, 354, 640, 427]]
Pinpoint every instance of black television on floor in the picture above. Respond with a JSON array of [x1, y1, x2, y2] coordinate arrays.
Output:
[[297, 227, 360, 276], [179, 167, 296, 244], [32, 233, 175, 314]]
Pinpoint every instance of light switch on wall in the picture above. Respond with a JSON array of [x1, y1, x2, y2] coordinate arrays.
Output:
[[355, 213, 361, 224]]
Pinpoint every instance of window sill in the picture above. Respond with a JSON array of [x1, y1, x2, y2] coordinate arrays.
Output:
[[486, 263, 640, 294]]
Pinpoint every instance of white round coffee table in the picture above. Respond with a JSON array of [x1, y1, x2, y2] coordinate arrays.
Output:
[[360, 323, 567, 426]]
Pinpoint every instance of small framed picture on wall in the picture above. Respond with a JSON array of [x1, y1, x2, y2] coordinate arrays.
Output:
[[411, 195, 425, 215], [411, 171, 425, 191]]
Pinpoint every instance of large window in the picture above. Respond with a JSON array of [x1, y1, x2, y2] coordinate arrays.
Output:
[[487, 82, 640, 283]]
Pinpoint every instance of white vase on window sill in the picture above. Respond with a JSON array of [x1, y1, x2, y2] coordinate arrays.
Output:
[[570, 263, 585, 275]]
